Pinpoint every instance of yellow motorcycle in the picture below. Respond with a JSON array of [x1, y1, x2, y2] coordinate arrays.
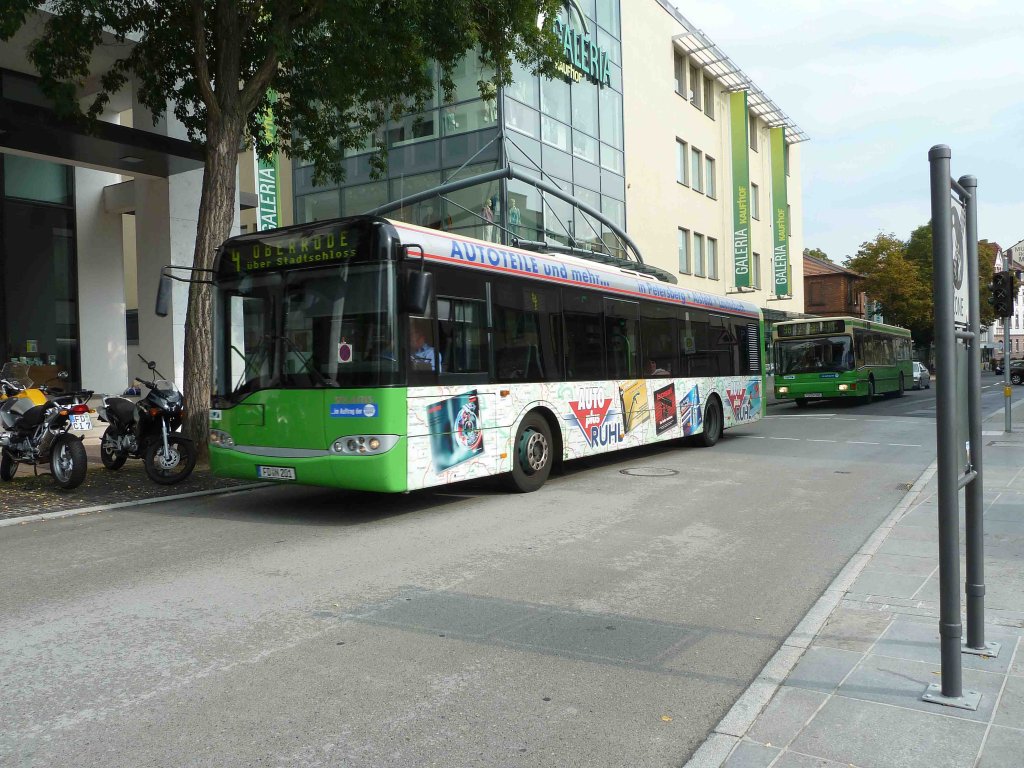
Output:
[[0, 362, 94, 489]]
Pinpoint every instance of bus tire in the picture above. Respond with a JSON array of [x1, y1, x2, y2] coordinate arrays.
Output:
[[508, 412, 553, 493], [793, 398, 808, 409], [864, 378, 876, 404], [696, 396, 723, 447]]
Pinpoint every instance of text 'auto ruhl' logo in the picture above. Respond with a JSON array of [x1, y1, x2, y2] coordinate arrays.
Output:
[[569, 386, 622, 447]]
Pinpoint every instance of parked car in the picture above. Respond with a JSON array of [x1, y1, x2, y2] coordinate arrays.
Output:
[[912, 362, 931, 390], [993, 359, 1023, 376], [1011, 361, 1024, 386]]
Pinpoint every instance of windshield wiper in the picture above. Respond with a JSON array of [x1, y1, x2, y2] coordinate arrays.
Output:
[[274, 334, 337, 387]]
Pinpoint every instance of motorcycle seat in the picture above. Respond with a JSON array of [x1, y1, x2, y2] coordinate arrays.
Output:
[[105, 397, 138, 427]]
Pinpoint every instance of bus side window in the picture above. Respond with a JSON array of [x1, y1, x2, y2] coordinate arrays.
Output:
[[437, 296, 487, 374], [562, 289, 605, 381], [491, 284, 558, 382], [640, 301, 676, 377]]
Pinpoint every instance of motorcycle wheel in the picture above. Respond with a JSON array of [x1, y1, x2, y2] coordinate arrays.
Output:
[[100, 426, 129, 470], [50, 435, 88, 490], [1, 450, 16, 481], [144, 435, 197, 485]]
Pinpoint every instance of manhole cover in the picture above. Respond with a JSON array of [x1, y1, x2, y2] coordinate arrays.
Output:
[[619, 467, 679, 477], [897, 482, 914, 492]]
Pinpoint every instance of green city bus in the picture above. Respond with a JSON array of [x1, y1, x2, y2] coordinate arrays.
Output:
[[772, 317, 913, 407], [204, 216, 765, 493]]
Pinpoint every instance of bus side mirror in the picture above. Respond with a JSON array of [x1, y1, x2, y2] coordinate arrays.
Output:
[[405, 270, 434, 316], [401, 244, 433, 315], [155, 273, 173, 317]]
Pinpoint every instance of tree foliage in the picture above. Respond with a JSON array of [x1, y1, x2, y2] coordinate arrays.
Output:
[[844, 233, 931, 332], [803, 247, 831, 263], [3, 0, 563, 450]]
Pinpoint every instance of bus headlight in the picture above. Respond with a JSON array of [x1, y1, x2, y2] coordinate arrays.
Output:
[[209, 429, 235, 448], [778, 386, 789, 394], [838, 384, 850, 391], [331, 435, 399, 456]]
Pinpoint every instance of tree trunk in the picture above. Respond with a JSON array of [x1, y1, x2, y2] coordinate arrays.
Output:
[[182, 120, 243, 461]]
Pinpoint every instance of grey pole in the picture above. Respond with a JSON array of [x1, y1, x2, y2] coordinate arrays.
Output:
[[926, 145, 965, 702], [1004, 248, 1012, 433], [960, 175, 994, 655]]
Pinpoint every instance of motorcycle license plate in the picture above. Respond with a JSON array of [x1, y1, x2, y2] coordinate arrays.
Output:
[[257, 465, 296, 481], [70, 414, 93, 430]]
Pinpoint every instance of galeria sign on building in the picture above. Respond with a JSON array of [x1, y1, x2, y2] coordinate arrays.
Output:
[[552, 1, 612, 86], [730, 90, 751, 289], [770, 127, 790, 297], [255, 91, 281, 232]]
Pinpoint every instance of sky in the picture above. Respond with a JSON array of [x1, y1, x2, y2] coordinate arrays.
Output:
[[669, 0, 1024, 263]]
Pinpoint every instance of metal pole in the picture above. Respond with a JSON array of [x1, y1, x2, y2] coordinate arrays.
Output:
[[928, 145, 964, 700], [960, 175, 990, 653], [1005, 248, 1012, 433]]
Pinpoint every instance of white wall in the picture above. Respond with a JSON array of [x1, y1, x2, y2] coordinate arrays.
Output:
[[74, 166, 128, 394]]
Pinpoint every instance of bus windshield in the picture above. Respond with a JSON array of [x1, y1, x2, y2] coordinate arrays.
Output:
[[217, 261, 398, 401], [776, 336, 853, 375]]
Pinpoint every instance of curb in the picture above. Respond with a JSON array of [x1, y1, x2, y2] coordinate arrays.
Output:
[[0, 483, 268, 528], [684, 392, 1024, 767]]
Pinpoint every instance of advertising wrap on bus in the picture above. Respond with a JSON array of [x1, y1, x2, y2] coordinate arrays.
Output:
[[208, 216, 764, 493]]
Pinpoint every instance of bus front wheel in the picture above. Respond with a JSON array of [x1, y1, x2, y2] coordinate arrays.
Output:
[[696, 397, 723, 447], [508, 413, 553, 493], [793, 398, 809, 409]]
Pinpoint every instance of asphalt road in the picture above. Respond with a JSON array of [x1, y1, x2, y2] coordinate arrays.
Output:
[[1, 380, 1014, 767]]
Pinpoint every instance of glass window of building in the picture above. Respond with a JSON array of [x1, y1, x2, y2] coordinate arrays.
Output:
[[689, 64, 700, 108], [602, 197, 625, 258], [442, 99, 497, 136], [572, 130, 599, 164], [751, 182, 760, 219], [444, 50, 494, 104], [601, 144, 623, 174], [389, 172, 442, 226], [598, 87, 623, 149], [784, 142, 790, 176], [674, 52, 686, 96], [675, 140, 689, 185], [596, 0, 620, 36], [540, 75, 570, 124], [345, 126, 385, 158], [707, 238, 718, 279], [571, 78, 599, 137], [705, 156, 716, 199], [387, 110, 438, 147], [341, 181, 387, 217], [690, 147, 703, 193], [507, 179, 543, 243], [543, 193, 574, 247], [693, 233, 705, 277], [678, 228, 691, 274], [749, 115, 759, 151], [505, 98, 539, 139], [4, 154, 73, 205], [752, 252, 761, 288], [297, 190, 341, 223], [541, 116, 570, 152], [703, 76, 714, 118], [506, 59, 538, 108], [573, 187, 603, 250]]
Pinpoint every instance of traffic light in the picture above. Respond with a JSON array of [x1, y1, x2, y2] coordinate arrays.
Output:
[[990, 270, 1014, 318]]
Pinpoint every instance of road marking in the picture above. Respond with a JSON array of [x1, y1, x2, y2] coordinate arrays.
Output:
[[889, 443, 923, 447], [747, 435, 767, 439], [832, 417, 857, 420], [807, 439, 837, 443], [768, 436, 799, 440], [847, 441, 880, 445]]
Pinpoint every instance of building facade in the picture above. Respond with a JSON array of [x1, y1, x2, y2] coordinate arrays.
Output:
[[292, 0, 806, 320], [989, 241, 1024, 362], [0, 10, 247, 394], [803, 256, 867, 318]]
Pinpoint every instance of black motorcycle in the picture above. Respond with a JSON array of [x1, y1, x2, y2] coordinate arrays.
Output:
[[0, 363, 92, 490], [96, 355, 196, 484]]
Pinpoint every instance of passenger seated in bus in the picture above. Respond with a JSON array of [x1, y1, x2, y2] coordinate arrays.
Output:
[[409, 324, 440, 371], [646, 359, 670, 377]]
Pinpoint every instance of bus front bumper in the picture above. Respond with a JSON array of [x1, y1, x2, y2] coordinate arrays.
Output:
[[775, 380, 866, 400], [209, 443, 408, 493]]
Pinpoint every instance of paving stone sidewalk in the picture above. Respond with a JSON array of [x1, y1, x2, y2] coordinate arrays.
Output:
[[692, 406, 1024, 768], [0, 423, 258, 521]]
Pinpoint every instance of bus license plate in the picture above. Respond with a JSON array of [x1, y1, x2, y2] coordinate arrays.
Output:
[[258, 466, 296, 481], [805, 393, 822, 398]]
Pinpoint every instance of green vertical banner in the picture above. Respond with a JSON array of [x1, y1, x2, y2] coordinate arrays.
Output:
[[255, 91, 280, 231], [770, 127, 790, 296], [730, 91, 751, 288]]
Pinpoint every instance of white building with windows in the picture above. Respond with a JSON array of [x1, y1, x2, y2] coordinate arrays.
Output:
[[990, 240, 1024, 362]]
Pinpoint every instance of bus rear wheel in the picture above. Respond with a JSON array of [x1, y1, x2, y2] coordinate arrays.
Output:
[[696, 397, 723, 447], [508, 413, 553, 493], [895, 373, 905, 397]]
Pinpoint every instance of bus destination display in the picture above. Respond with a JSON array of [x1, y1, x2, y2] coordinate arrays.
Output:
[[221, 226, 361, 275], [777, 319, 845, 337]]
